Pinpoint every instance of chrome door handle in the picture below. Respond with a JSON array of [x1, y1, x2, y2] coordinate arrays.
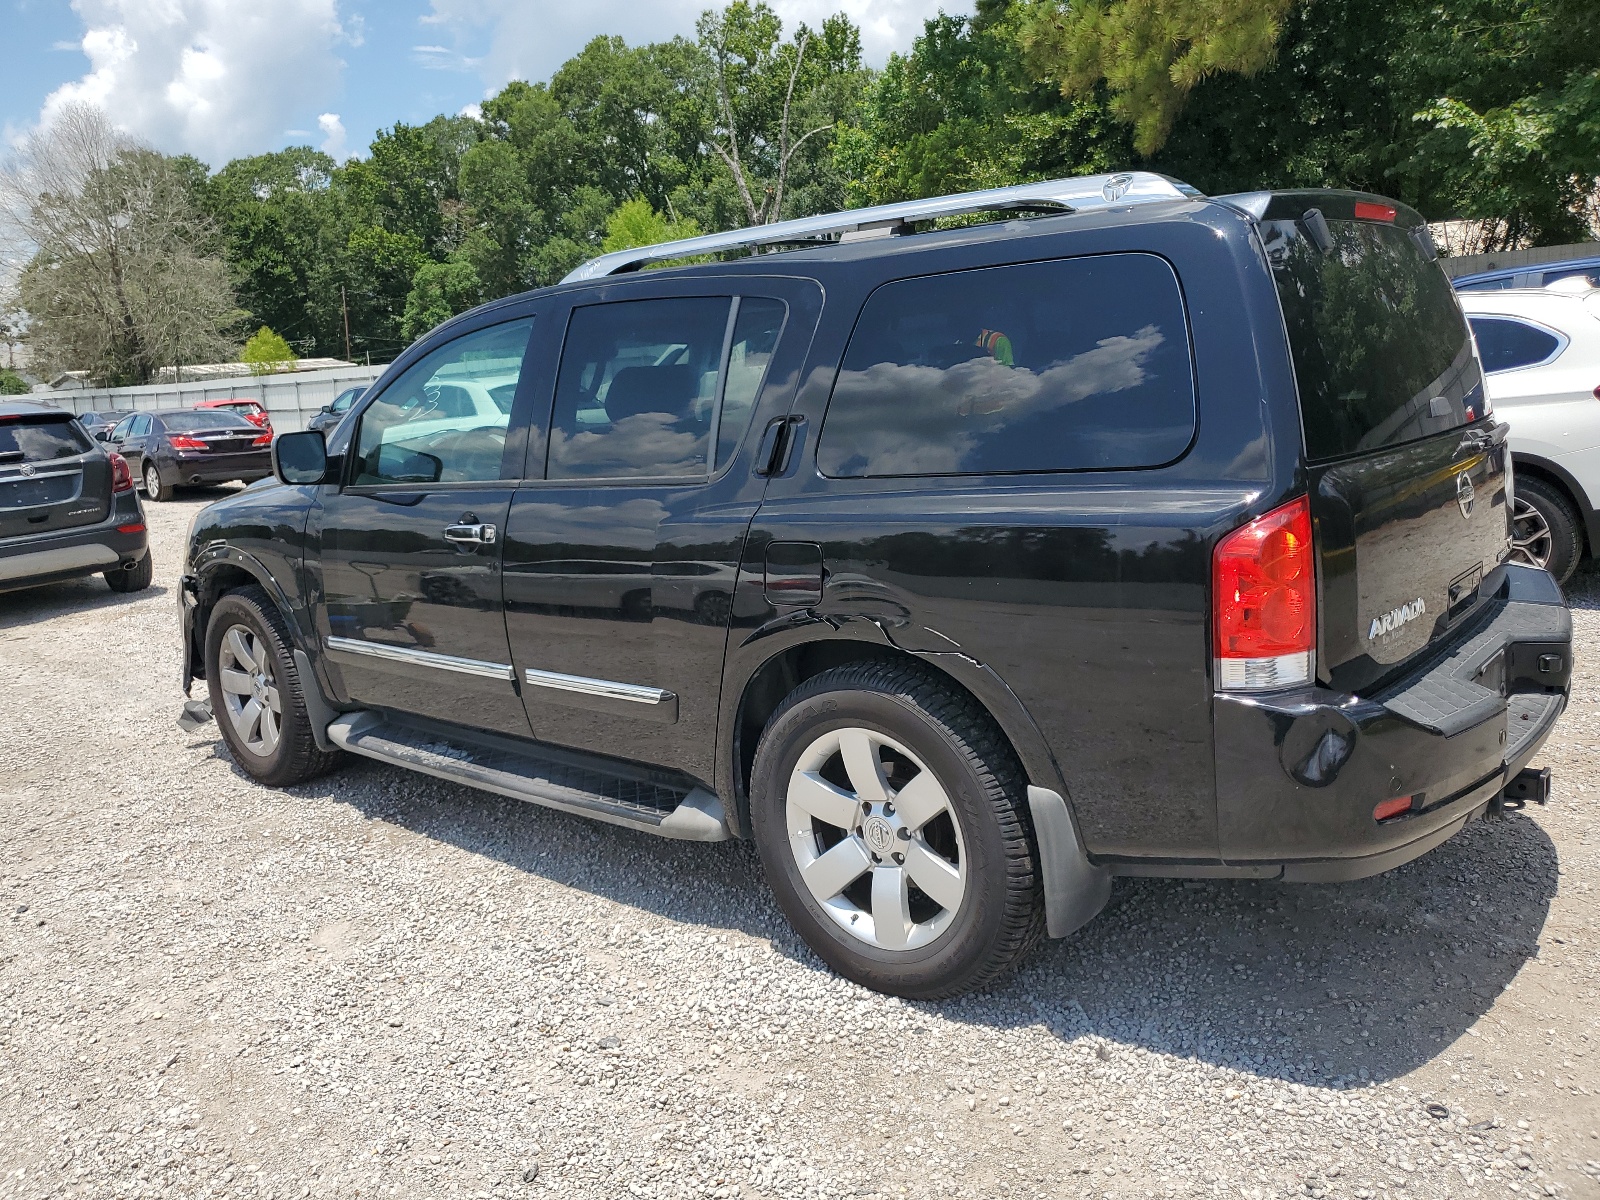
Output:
[[443, 522, 497, 546]]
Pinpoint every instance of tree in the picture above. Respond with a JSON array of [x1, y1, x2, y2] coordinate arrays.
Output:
[[1019, 0, 1295, 155], [601, 197, 702, 252], [0, 369, 27, 395], [1, 104, 240, 386], [400, 259, 482, 342], [241, 326, 298, 374]]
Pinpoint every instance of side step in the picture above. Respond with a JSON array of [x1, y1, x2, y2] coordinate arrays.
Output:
[[325, 712, 729, 841]]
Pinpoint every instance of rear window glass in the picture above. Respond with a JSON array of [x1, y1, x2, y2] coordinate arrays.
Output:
[[0, 416, 92, 463], [160, 411, 257, 431], [817, 254, 1196, 477], [1264, 216, 1483, 460], [1469, 316, 1562, 373]]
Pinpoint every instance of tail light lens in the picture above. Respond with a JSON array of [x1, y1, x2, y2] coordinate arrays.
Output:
[[170, 434, 207, 450], [252, 432, 273, 446], [1213, 495, 1317, 691], [109, 452, 134, 494]]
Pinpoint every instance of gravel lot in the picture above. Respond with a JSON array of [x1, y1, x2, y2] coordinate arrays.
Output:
[[2, 492, 1597, 1200]]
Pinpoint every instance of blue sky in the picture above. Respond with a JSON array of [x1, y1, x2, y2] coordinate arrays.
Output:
[[2, 0, 967, 168]]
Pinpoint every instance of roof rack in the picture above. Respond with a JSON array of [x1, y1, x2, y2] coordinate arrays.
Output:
[[561, 171, 1202, 283]]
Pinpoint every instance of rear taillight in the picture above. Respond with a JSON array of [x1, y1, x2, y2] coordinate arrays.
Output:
[[170, 434, 207, 450], [1213, 495, 1317, 691], [109, 453, 134, 494], [252, 432, 273, 446]]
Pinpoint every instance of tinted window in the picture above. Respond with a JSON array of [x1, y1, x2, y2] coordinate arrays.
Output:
[[817, 255, 1195, 478], [1538, 266, 1600, 289], [332, 388, 362, 412], [1265, 217, 1481, 461], [354, 318, 532, 485], [1469, 316, 1562, 373], [0, 416, 92, 463], [717, 298, 785, 470], [548, 298, 731, 480], [1454, 277, 1513, 292], [160, 411, 257, 431], [130, 415, 151, 437]]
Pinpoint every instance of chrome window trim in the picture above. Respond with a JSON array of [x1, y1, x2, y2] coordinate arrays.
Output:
[[1466, 313, 1570, 373], [325, 636, 515, 681], [522, 666, 674, 707]]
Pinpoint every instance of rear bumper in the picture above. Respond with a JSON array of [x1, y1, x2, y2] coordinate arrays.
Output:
[[1209, 562, 1570, 881], [167, 450, 272, 484], [0, 495, 148, 593]]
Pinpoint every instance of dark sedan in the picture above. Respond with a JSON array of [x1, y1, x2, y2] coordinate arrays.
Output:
[[307, 385, 366, 434], [106, 409, 273, 501]]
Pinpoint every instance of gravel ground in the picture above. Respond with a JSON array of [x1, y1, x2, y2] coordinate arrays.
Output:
[[1, 492, 1597, 1200]]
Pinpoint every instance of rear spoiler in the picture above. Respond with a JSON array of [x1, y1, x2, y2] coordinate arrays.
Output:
[[1215, 189, 1437, 258]]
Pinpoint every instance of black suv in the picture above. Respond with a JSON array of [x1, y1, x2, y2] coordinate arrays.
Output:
[[2, 401, 151, 595], [178, 175, 1571, 998]]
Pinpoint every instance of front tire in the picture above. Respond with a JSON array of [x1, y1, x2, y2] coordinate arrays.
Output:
[[204, 586, 342, 786], [749, 661, 1044, 999], [104, 551, 153, 593], [1510, 475, 1582, 585], [143, 461, 173, 502]]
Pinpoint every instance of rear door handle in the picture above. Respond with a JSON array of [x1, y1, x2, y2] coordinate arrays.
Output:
[[444, 522, 497, 546]]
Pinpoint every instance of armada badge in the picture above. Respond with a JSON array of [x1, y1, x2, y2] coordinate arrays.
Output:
[[1456, 471, 1476, 518], [1369, 597, 1426, 642]]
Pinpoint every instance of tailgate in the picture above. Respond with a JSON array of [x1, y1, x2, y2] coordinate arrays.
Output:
[[1254, 190, 1512, 692], [0, 415, 110, 539]]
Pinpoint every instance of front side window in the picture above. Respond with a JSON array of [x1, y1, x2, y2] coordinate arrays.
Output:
[[548, 298, 732, 481], [110, 416, 136, 441], [353, 318, 532, 485], [817, 254, 1196, 477], [1468, 316, 1563, 373]]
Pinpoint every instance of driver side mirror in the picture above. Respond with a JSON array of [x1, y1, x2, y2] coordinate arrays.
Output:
[[274, 429, 331, 485]]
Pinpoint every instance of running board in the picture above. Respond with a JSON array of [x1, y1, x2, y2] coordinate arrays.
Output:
[[325, 712, 729, 841]]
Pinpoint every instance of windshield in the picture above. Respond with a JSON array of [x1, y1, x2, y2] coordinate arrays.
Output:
[[1263, 215, 1483, 461], [161, 411, 257, 431]]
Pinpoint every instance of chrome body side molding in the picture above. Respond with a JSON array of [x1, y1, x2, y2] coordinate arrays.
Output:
[[523, 666, 675, 707], [325, 636, 515, 681], [561, 171, 1201, 282]]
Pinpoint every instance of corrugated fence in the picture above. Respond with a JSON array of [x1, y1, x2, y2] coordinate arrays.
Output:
[[43, 364, 387, 434]]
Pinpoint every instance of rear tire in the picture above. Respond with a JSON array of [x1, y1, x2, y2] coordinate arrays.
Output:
[[205, 585, 343, 786], [143, 461, 173, 502], [749, 661, 1044, 999], [104, 551, 153, 593], [1511, 475, 1582, 585]]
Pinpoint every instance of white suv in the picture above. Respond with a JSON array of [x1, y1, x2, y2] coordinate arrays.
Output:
[[1459, 280, 1600, 583]]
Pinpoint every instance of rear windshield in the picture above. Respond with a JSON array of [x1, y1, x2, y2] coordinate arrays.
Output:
[[160, 411, 256, 431], [0, 415, 93, 463], [1263, 216, 1483, 461]]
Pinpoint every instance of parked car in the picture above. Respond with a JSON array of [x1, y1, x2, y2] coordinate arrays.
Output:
[[107, 408, 274, 500], [178, 176, 1571, 999], [77, 410, 134, 441], [1, 401, 150, 594], [1458, 283, 1600, 585], [1453, 254, 1600, 293], [194, 397, 274, 435], [307, 386, 366, 434]]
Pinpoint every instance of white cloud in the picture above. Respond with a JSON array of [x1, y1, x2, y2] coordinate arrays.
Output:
[[317, 112, 347, 161], [421, 0, 968, 95], [40, 0, 351, 165]]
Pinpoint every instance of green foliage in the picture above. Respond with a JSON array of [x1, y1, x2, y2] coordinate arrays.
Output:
[[401, 259, 483, 343], [241, 326, 297, 374], [1019, 0, 1295, 155], [0, 369, 28, 395], [601, 197, 703, 253]]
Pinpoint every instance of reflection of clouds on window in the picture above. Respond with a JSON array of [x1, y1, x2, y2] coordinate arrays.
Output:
[[547, 413, 708, 479], [826, 325, 1168, 476]]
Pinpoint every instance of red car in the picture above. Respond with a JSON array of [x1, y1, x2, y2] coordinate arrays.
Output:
[[194, 398, 273, 436]]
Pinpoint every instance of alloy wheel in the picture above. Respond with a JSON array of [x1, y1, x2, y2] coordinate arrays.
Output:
[[143, 463, 159, 496], [785, 727, 966, 952], [1510, 495, 1553, 569], [217, 624, 282, 757]]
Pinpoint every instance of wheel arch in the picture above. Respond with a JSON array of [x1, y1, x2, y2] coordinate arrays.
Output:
[[720, 624, 1071, 841], [189, 546, 310, 680], [1513, 452, 1596, 557]]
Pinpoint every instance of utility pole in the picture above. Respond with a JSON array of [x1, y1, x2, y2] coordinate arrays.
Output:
[[341, 285, 352, 362]]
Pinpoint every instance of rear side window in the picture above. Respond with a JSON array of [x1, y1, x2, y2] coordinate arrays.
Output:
[[1469, 316, 1563, 373], [817, 254, 1196, 478], [1264, 216, 1482, 461], [160, 411, 257, 431], [0, 416, 92, 463]]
